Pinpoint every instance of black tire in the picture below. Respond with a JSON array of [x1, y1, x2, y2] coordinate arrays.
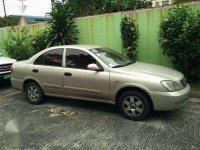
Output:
[[118, 90, 151, 121], [25, 82, 44, 105]]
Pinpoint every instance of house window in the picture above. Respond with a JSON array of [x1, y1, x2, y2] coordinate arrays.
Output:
[[155, 2, 159, 7], [162, 0, 169, 6]]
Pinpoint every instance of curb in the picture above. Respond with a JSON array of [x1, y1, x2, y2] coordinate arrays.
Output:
[[190, 91, 200, 98]]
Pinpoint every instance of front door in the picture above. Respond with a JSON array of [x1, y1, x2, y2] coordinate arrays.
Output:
[[63, 48, 109, 101]]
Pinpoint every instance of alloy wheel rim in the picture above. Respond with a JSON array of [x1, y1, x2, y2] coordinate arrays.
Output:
[[27, 86, 39, 102], [123, 96, 144, 117]]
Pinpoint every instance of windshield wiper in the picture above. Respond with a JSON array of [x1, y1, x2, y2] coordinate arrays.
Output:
[[112, 61, 135, 68], [125, 60, 135, 66], [112, 65, 124, 68]]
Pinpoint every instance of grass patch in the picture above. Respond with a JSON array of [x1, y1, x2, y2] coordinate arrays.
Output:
[[190, 82, 200, 92]]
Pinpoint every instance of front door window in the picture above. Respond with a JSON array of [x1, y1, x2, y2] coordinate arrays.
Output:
[[66, 49, 97, 69]]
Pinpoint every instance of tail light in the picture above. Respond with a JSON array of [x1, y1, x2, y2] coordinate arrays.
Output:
[[11, 64, 13, 74]]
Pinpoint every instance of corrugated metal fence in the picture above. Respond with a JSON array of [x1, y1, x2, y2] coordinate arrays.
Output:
[[75, 2, 200, 67], [0, 2, 200, 67]]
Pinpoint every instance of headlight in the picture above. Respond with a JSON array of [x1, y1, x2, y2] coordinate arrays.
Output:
[[161, 80, 183, 92]]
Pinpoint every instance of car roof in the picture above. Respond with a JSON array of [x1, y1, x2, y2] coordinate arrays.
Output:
[[49, 45, 103, 50], [27, 44, 105, 64]]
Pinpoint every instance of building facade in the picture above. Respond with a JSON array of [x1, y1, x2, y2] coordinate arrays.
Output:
[[151, 0, 173, 7]]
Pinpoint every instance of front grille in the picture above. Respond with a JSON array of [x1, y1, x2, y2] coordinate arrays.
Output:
[[180, 77, 187, 88], [0, 63, 12, 72]]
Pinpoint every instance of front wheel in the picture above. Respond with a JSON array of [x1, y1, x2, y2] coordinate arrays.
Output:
[[118, 91, 151, 120], [25, 82, 44, 105]]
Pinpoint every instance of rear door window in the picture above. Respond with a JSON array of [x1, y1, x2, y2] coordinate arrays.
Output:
[[34, 48, 64, 67]]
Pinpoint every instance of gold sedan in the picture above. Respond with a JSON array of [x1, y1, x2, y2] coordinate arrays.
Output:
[[11, 45, 190, 120]]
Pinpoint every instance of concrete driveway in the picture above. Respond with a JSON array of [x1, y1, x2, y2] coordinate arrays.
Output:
[[0, 81, 200, 150]]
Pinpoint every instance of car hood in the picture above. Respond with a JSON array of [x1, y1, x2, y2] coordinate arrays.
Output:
[[114, 62, 184, 81], [0, 56, 17, 65]]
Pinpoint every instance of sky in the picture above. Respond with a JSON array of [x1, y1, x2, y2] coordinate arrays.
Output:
[[0, 0, 52, 17]]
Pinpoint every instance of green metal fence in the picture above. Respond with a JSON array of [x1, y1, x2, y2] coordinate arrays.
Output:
[[76, 2, 200, 67], [0, 2, 200, 68]]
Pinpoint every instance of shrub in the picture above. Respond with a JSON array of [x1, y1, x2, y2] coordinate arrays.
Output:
[[0, 17, 6, 27], [67, 0, 104, 16], [3, 28, 34, 60], [120, 16, 139, 60], [0, 16, 14, 28], [32, 30, 50, 53], [159, 6, 200, 81]]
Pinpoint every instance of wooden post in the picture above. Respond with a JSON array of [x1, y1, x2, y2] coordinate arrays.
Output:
[[2, 0, 7, 17], [51, 0, 54, 10], [2, 0, 7, 26]]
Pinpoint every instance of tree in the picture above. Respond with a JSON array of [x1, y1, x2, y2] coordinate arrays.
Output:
[[66, 0, 151, 17], [47, 3, 79, 46], [32, 3, 79, 52]]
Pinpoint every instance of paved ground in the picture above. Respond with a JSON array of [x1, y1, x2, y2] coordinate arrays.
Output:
[[0, 81, 200, 150]]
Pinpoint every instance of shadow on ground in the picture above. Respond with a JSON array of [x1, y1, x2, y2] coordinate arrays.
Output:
[[0, 80, 11, 90], [40, 96, 178, 121], [43, 96, 118, 115]]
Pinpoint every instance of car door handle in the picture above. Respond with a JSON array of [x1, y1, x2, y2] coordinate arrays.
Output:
[[64, 72, 72, 76], [32, 69, 39, 73]]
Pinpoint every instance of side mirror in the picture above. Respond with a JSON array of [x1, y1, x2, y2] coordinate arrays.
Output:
[[87, 63, 100, 71]]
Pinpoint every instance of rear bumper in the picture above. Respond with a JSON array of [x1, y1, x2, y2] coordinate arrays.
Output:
[[151, 84, 190, 111], [11, 78, 23, 91]]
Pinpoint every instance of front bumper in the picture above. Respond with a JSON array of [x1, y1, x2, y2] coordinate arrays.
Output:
[[0, 72, 11, 80], [151, 84, 190, 111]]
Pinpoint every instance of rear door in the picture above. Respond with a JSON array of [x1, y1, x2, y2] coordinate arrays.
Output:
[[31, 48, 64, 95]]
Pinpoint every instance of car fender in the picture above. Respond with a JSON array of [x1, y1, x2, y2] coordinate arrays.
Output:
[[23, 76, 44, 91], [111, 83, 153, 102]]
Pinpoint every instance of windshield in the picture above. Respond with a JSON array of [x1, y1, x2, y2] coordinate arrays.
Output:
[[90, 47, 134, 68]]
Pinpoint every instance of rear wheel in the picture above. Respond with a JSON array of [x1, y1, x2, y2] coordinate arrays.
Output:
[[25, 82, 44, 104], [118, 91, 151, 120]]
